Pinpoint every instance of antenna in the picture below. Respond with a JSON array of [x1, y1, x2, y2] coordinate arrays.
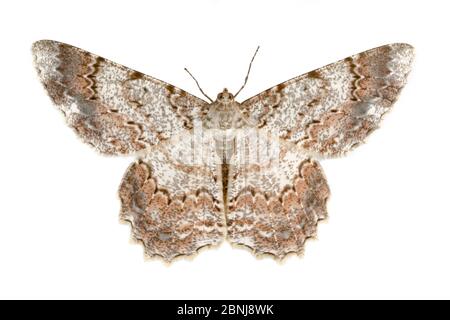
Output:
[[234, 46, 260, 98], [184, 67, 213, 103]]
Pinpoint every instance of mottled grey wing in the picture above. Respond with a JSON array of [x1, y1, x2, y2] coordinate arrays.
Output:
[[240, 43, 414, 156], [226, 129, 330, 258], [32, 40, 209, 155]]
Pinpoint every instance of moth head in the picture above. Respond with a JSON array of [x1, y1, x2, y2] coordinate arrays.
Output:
[[216, 88, 234, 104]]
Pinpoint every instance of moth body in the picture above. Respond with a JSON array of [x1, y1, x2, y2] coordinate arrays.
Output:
[[203, 88, 249, 162]]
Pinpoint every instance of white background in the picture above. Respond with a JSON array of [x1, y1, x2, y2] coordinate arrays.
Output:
[[0, 0, 449, 300]]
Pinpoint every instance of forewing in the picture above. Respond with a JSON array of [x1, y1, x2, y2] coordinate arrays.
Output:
[[240, 43, 414, 156], [33, 40, 209, 155]]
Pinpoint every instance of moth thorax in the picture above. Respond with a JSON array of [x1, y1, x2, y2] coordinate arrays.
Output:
[[218, 110, 234, 129], [203, 101, 246, 130]]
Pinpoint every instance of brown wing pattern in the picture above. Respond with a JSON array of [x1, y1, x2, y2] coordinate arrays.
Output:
[[32, 40, 208, 155], [119, 160, 225, 261], [226, 131, 330, 258], [240, 43, 414, 156]]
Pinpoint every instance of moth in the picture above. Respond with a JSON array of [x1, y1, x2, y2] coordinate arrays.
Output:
[[32, 40, 414, 261]]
